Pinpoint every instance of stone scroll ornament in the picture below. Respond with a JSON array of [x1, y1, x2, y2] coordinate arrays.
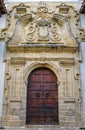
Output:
[[26, 17, 62, 43], [26, 24, 35, 41]]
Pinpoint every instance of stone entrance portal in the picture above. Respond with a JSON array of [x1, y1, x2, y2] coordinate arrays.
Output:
[[1, 1, 83, 127]]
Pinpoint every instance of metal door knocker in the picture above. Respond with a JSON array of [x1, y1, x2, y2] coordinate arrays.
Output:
[[45, 92, 49, 97], [36, 92, 40, 97]]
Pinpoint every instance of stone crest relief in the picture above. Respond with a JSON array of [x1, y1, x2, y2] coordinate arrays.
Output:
[[37, 18, 50, 41], [25, 14, 63, 44]]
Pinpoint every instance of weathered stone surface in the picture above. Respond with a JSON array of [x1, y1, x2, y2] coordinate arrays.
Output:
[[1, 1, 84, 128]]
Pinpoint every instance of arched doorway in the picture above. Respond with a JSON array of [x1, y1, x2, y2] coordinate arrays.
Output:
[[26, 67, 59, 125]]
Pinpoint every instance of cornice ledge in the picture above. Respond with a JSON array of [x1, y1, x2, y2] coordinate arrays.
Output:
[[7, 44, 78, 53]]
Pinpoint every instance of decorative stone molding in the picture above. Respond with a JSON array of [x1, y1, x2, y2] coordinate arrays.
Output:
[[10, 57, 26, 65], [9, 109, 20, 115], [66, 109, 75, 116], [59, 59, 75, 66], [23, 62, 61, 86], [64, 98, 75, 103]]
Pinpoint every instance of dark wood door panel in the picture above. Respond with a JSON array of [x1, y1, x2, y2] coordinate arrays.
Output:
[[29, 75, 42, 82], [27, 90, 43, 98], [28, 83, 43, 90], [26, 67, 59, 125], [44, 83, 57, 90], [27, 99, 43, 107], [27, 90, 58, 98]]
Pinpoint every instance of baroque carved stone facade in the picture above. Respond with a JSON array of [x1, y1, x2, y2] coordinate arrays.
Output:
[[0, 1, 85, 127]]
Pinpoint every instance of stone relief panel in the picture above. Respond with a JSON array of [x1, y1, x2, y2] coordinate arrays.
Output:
[[24, 16, 63, 44], [60, 59, 75, 98], [8, 101, 21, 116]]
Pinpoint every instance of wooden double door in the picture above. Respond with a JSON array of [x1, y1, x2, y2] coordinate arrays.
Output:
[[26, 67, 59, 125]]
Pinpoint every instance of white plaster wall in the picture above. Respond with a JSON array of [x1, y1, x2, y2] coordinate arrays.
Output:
[[0, 15, 6, 117], [80, 14, 85, 120], [0, 15, 6, 28], [81, 42, 85, 118]]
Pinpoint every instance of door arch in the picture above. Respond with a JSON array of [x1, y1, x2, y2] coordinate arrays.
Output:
[[26, 67, 59, 125]]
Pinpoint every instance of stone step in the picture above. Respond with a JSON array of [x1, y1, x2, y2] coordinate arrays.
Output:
[[27, 127, 78, 130], [0, 126, 80, 130]]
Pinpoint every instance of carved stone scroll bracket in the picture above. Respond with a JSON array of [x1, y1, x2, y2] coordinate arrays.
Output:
[[0, 28, 11, 41], [0, 12, 13, 41], [79, 28, 85, 42], [74, 73, 80, 80], [5, 72, 11, 80]]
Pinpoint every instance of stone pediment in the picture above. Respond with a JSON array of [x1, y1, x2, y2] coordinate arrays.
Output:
[[6, 13, 77, 48], [0, 2, 82, 52]]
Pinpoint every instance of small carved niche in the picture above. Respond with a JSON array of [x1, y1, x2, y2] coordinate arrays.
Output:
[[16, 3, 26, 14], [59, 3, 69, 14]]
